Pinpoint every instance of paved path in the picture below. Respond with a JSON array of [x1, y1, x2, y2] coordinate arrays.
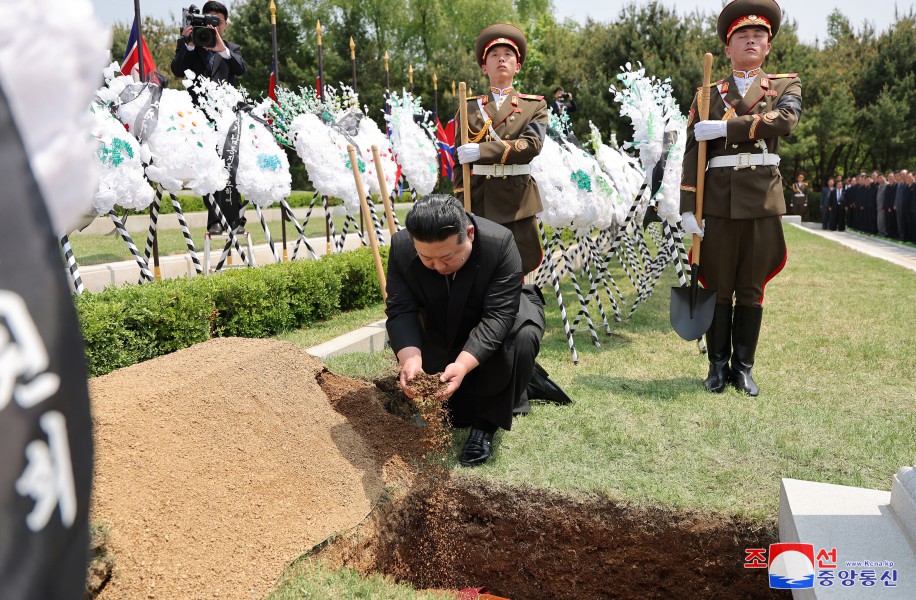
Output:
[[790, 221, 916, 273]]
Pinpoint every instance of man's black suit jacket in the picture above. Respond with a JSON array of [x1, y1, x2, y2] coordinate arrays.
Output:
[[385, 215, 544, 395], [170, 39, 247, 87]]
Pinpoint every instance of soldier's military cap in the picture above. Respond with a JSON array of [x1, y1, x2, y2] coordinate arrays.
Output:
[[717, 0, 782, 44], [475, 22, 528, 66]]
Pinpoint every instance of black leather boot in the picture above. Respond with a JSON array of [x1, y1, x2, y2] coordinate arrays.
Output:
[[731, 305, 763, 397], [703, 304, 732, 393]]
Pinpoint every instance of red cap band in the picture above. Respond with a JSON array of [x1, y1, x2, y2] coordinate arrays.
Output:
[[482, 37, 520, 62], [727, 14, 772, 42]]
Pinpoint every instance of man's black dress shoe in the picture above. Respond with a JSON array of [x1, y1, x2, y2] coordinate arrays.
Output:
[[459, 428, 493, 467], [526, 362, 573, 405]]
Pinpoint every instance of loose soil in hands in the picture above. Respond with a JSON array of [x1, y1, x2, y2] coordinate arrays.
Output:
[[91, 338, 784, 599]]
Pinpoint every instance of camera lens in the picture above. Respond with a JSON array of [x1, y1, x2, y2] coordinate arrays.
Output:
[[193, 26, 216, 47]]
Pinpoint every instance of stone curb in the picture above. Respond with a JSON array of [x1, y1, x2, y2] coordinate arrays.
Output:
[[306, 319, 389, 361]]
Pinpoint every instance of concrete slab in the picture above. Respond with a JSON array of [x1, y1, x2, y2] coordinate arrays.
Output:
[[779, 477, 916, 599], [306, 319, 388, 360], [77, 203, 412, 234], [790, 222, 916, 273]]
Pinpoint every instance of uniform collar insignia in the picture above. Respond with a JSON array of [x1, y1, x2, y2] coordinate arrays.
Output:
[[490, 85, 514, 96], [732, 67, 762, 79]]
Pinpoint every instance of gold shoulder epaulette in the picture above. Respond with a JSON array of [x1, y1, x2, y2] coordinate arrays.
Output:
[[467, 95, 484, 100], [769, 73, 799, 79], [518, 93, 544, 100]]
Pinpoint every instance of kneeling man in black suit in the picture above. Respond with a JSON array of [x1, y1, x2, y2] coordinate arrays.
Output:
[[385, 195, 570, 467]]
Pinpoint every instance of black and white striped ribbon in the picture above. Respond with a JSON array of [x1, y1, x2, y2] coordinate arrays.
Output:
[[282, 199, 318, 260], [108, 210, 154, 282], [168, 191, 202, 274], [538, 218, 578, 364], [209, 196, 250, 272], [59, 234, 85, 295], [255, 205, 280, 263]]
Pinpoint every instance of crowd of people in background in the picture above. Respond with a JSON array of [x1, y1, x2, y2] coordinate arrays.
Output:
[[817, 170, 916, 243]]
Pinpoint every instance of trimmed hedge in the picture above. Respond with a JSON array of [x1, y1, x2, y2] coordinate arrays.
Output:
[[77, 247, 387, 377]]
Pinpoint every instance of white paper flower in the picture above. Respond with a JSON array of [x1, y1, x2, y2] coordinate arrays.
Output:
[[190, 76, 291, 207], [291, 112, 362, 212], [531, 136, 581, 228], [0, 0, 111, 233], [385, 91, 438, 196], [89, 104, 155, 214], [141, 88, 229, 195], [347, 108, 398, 196]]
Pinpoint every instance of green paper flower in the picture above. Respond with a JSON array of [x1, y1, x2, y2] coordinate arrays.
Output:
[[570, 169, 592, 192]]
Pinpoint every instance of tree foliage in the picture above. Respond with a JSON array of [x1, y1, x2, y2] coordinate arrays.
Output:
[[102, 1, 916, 183]]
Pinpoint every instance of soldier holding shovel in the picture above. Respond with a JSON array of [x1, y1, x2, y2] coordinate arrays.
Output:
[[679, 0, 802, 397]]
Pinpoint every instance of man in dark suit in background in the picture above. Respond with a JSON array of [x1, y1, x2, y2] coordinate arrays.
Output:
[[170, 1, 247, 235], [821, 177, 834, 230], [385, 195, 570, 467], [885, 173, 899, 238], [894, 170, 911, 242], [828, 176, 845, 231]]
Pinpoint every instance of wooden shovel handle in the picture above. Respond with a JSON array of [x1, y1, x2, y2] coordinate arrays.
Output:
[[458, 82, 471, 212], [692, 53, 714, 267], [347, 144, 387, 302]]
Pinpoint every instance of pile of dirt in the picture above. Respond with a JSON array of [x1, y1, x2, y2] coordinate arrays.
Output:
[[90, 337, 421, 599], [91, 337, 783, 599]]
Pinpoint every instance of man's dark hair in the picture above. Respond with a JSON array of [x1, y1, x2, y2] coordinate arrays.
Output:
[[553, 86, 564, 94], [202, 1, 228, 19], [405, 194, 470, 243]]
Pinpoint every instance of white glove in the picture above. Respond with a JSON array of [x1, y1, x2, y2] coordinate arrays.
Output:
[[456, 143, 480, 164], [694, 120, 727, 141], [680, 211, 705, 240]]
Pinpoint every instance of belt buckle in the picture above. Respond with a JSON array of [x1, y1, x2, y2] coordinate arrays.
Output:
[[735, 153, 752, 170], [494, 164, 506, 177]]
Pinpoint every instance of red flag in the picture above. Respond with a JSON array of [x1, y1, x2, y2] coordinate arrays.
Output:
[[268, 63, 277, 102], [436, 117, 456, 180], [121, 20, 157, 80]]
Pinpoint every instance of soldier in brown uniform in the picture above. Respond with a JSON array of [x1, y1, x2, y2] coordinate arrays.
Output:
[[680, 0, 801, 397], [454, 22, 548, 275]]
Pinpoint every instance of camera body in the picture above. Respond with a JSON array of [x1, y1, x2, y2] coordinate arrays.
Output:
[[559, 93, 572, 102], [182, 5, 220, 48]]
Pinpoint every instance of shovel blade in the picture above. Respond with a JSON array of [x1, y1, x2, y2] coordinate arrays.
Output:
[[670, 286, 717, 341]]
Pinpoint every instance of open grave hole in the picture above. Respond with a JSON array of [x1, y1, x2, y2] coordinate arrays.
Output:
[[319, 373, 787, 600], [86, 338, 786, 599]]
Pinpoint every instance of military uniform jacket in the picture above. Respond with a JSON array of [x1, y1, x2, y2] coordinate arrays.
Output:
[[680, 72, 802, 219], [454, 92, 548, 224]]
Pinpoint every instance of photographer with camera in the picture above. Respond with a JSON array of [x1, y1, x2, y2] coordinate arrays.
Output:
[[548, 86, 577, 119], [170, 1, 247, 234]]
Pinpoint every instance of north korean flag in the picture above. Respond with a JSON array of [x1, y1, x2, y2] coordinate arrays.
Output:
[[436, 117, 456, 180], [121, 20, 157, 80]]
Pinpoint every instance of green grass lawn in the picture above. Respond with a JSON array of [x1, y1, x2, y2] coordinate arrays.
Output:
[[67, 209, 410, 266], [184, 222, 911, 598], [316, 224, 915, 523]]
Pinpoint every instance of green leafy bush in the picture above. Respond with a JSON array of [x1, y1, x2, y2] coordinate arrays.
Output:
[[323, 247, 388, 311], [76, 248, 386, 377]]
